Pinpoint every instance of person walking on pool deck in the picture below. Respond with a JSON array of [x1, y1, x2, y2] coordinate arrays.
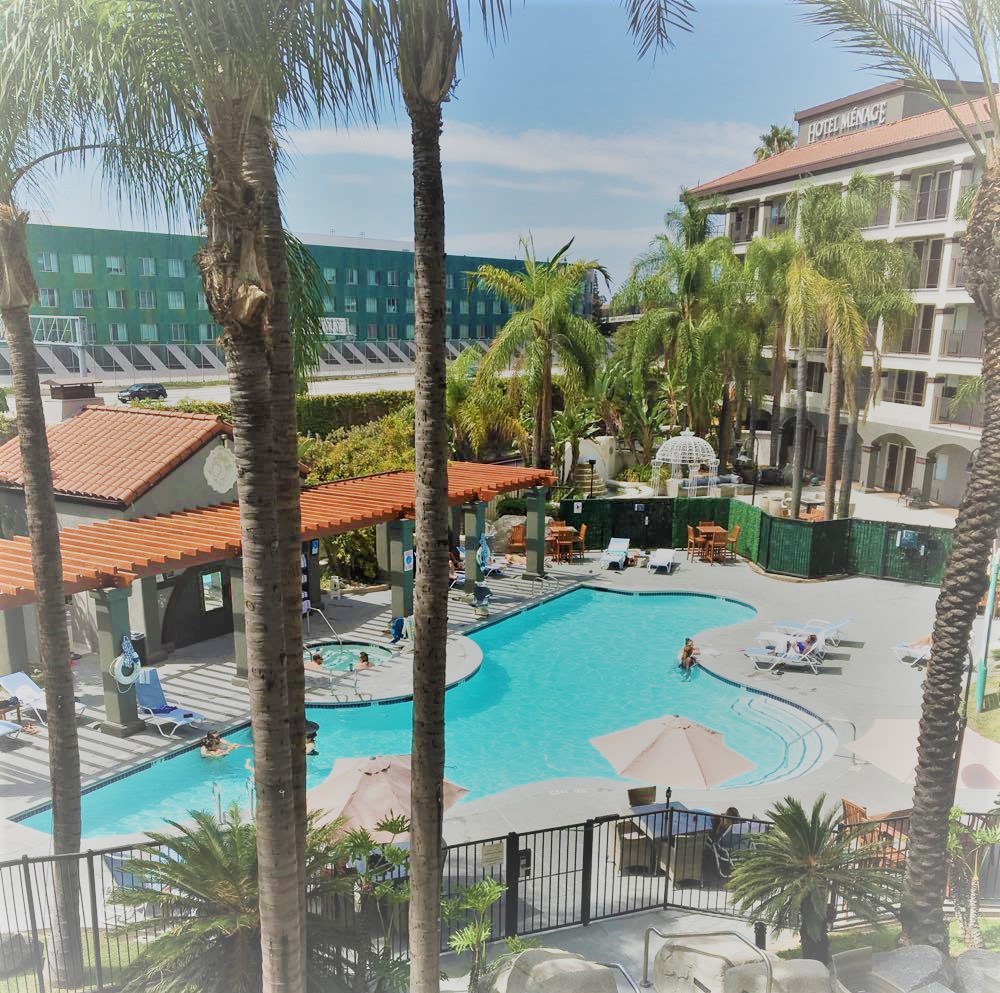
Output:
[[678, 638, 700, 679]]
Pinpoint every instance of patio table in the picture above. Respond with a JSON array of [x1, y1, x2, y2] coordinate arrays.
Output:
[[546, 525, 578, 562], [695, 524, 728, 563]]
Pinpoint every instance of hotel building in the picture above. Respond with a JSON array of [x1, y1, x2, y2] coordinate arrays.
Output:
[[690, 81, 990, 508]]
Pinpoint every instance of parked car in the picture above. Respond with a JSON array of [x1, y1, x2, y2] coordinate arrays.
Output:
[[118, 382, 167, 404]]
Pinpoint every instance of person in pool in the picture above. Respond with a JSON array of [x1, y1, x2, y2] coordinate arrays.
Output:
[[356, 651, 374, 670], [200, 730, 237, 758], [678, 638, 700, 679], [305, 729, 319, 756]]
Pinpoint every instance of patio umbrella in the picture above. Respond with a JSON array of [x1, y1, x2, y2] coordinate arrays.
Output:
[[845, 719, 1000, 790], [590, 715, 754, 789], [307, 754, 468, 842]]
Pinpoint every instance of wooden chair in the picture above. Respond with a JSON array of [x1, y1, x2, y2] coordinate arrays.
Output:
[[698, 521, 715, 530], [707, 532, 728, 564], [573, 523, 588, 560], [556, 531, 575, 562], [615, 819, 656, 875], [725, 524, 741, 562], [686, 525, 706, 561], [841, 800, 909, 868], [507, 524, 526, 554]]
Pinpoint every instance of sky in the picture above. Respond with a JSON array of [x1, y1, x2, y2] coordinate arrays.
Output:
[[30, 0, 885, 285]]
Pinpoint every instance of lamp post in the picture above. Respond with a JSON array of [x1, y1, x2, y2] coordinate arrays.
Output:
[[587, 458, 596, 499], [750, 434, 761, 506]]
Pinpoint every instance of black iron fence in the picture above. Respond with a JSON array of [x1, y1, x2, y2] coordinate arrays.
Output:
[[3, 808, 997, 990]]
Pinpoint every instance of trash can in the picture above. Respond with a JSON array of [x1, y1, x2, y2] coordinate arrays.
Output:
[[130, 631, 148, 667]]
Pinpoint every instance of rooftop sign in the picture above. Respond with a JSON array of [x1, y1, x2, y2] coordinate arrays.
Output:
[[805, 100, 888, 144]]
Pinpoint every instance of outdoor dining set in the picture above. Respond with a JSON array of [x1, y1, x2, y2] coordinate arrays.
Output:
[[685, 522, 741, 564]]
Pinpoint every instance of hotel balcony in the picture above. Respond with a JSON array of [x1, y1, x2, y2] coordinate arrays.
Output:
[[932, 391, 985, 429]]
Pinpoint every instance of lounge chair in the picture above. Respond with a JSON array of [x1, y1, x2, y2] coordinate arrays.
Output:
[[744, 643, 825, 674], [0, 720, 20, 741], [756, 631, 827, 658], [647, 548, 678, 574], [0, 671, 85, 726], [773, 617, 851, 646], [894, 640, 931, 667], [135, 670, 205, 737], [600, 537, 631, 570]]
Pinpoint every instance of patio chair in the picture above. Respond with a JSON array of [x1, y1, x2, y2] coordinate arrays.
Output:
[[103, 852, 165, 924], [744, 642, 825, 674], [685, 525, 706, 561], [668, 830, 707, 887], [506, 524, 526, 555], [0, 671, 85, 726], [772, 617, 851, 646], [573, 523, 588, 560], [725, 524, 741, 561], [599, 537, 630, 570], [894, 639, 931, 667], [615, 819, 656, 875], [0, 720, 20, 742], [647, 548, 677, 574], [135, 669, 206, 737]]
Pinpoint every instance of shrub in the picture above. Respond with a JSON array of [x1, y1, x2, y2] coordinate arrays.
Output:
[[494, 496, 527, 517], [0, 415, 15, 446], [615, 464, 652, 483], [296, 390, 413, 437]]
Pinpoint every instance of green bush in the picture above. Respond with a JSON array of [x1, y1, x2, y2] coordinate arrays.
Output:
[[133, 398, 231, 417], [615, 463, 652, 483], [494, 496, 527, 517], [296, 390, 413, 437], [0, 415, 15, 446]]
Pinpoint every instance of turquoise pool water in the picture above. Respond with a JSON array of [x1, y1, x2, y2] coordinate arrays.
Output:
[[21, 588, 834, 840], [308, 641, 394, 672]]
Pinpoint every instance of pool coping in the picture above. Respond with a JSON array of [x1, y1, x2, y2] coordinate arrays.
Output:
[[9, 582, 839, 846]]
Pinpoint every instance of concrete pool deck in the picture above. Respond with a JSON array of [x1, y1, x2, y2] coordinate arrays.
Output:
[[0, 548, 988, 861]]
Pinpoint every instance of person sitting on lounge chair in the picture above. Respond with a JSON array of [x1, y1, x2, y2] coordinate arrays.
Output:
[[788, 633, 818, 656], [201, 731, 237, 758]]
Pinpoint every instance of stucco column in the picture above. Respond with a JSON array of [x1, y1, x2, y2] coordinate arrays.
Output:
[[463, 501, 486, 596], [917, 455, 936, 504], [138, 575, 165, 663], [229, 558, 247, 681], [522, 487, 547, 581], [91, 586, 145, 738], [387, 519, 414, 619], [0, 607, 29, 676], [860, 444, 879, 492], [375, 524, 390, 582]]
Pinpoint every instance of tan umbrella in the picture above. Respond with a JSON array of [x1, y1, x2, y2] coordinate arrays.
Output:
[[307, 754, 468, 842], [845, 719, 1000, 790], [590, 715, 754, 788]]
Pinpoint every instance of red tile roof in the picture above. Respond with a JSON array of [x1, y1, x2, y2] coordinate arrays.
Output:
[[0, 462, 557, 607], [691, 96, 991, 197], [0, 406, 233, 506]]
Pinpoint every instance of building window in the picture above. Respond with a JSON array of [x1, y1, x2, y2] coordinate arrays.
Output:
[[476, 300, 486, 315], [167, 258, 185, 278], [884, 369, 927, 406], [386, 297, 398, 314], [169, 322, 188, 342], [730, 203, 758, 243], [406, 323, 415, 338], [459, 299, 469, 315], [324, 295, 336, 313], [905, 167, 953, 222], [83, 321, 97, 343], [109, 322, 128, 343], [941, 305, 985, 359], [167, 290, 185, 310], [446, 273, 454, 290], [107, 289, 128, 309], [366, 323, 379, 338], [138, 289, 156, 309], [346, 268, 358, 285], [387, 270, 399, 287], [949, 243, 966, 287], [140, 322, 158, 342], [764, 198, 787, 234], [445, 299, 452, 315], [198, 323, 213, 341], [493, 300, 502, 315], [137, 257, 156, 276], [911, 238, 944, 289], [407, 272, 414, 288], [323, 267, 337, 284], [459, 324, 469, 339], [367, 269, 381, 286], [39, 287, 58, 307], [386, 323, 398, 339], [71, 254, 93, 274], [345, 296, 357, 313], [893, 305, 934, 355], [36, 252, 58, 273], [105, 255, 125, 275], [197, 292, 208, 310], [347, 320, 358, 337], [476, 324, 488, 339], [72, 288, 95, 308], [365, 297, 377, 313], [405, 298, 414, 314]]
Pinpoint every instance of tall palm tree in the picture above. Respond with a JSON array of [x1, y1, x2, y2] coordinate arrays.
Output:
[[729, 795, 901, 962], [754, 123, 795, 160], [802, 0, 1000, 949], [472, 236, 607, 468]]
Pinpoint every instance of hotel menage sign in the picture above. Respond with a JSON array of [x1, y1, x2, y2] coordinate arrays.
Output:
[[805, 100, 888, 143]]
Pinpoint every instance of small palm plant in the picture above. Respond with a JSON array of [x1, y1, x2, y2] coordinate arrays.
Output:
[[947, 806, 1000, 950], [111, 807, 354, 993], [728, 796, 901, 962]]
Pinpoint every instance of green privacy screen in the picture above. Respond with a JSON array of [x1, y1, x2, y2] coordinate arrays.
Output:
[[556, 497, 952, 587]]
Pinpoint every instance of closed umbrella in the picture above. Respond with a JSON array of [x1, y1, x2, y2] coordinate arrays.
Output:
[[590, 715, 754, 789], [846, 719, 1000, 790], [307, 754, 468, 842]]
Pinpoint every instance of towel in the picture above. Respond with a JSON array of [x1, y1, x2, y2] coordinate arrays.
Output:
[[388, 616, 405, 644]]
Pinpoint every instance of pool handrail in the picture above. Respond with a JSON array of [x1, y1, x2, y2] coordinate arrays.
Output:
[[639, 927, 772, 992]]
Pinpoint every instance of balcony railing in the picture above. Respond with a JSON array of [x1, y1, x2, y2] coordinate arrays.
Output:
[[884, 390, 925, 407], [934, 395, 985, 427], [940, 327, 984, 359]]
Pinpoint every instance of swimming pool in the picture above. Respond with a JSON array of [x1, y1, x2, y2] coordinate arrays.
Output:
[[20, 588, 835, 840]]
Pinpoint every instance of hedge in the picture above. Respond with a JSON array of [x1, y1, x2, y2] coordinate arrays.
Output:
[[0, 415, 15, 446]]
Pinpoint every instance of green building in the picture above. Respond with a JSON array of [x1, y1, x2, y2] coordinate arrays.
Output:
[[17, 225, 522, 376]]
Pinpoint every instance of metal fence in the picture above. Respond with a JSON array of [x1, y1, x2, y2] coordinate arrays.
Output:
[[6, 807, 995, 990]]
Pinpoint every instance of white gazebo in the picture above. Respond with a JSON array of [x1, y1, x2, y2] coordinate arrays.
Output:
[[651, 429, 720, 496]]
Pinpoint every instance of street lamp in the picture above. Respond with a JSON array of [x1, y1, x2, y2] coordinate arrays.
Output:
[[587, 458, 597, 499]]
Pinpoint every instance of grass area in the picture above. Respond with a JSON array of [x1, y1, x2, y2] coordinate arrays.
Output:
[[0, 930, 141, 993], [778, 918, 1000, 960], [966, 656, 1000, 744]]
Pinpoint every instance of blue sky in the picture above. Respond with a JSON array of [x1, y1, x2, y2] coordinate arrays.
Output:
[[32, 0, 883, 284]]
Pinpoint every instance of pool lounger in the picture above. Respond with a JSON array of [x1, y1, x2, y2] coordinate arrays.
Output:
[[0, 671, 86, 726], [600, 537, 631, 570], [745, 645, 825, 674], [647, 549, 678, 574], [136, 670, 206, 737], [756, 632, 828, 658], [772, 617, 850, 646], [894, 641, 931, 667], [0, 720, 20, 741]]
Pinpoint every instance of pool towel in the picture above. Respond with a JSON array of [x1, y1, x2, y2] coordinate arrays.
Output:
[[388, 617, 405, 644]]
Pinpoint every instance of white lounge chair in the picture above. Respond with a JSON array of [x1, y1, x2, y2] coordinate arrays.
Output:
[[745, 644, 825, 674], [756, 631, 827, 658], [647, 549, 677, 574], [600, 537, 631, 570], [135, 670, 205, 737], [0, 720, 20, 741], [894, 641, 931, 667], [773, 617, 851, 647], [0, 671, 86, 726]]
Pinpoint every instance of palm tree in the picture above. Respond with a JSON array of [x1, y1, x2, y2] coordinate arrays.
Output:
[[551, 403, 599, 483], [472, 237, 607, 469], [729, 795, 901, 962], [113, 808, 353, 993], [801, 0, 1000, 949], [754, 123, 795, 160]]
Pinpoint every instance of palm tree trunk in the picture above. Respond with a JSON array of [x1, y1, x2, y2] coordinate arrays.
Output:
[[837, 404, 859, 519], [900, 165, 1000, 950], [243, 116, 307, 973], [799, 922, 829, 964], [823, 346, 842, 519], [196, 130, 302, 992], [769, 331, 786, 466], [531, 393, 543, 468], [718, 378, 731, 469], [407, 99, 450, 993], [0, 203, 84, 986], [536, 349, 554, 470], [790, 346, 808, 518]]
